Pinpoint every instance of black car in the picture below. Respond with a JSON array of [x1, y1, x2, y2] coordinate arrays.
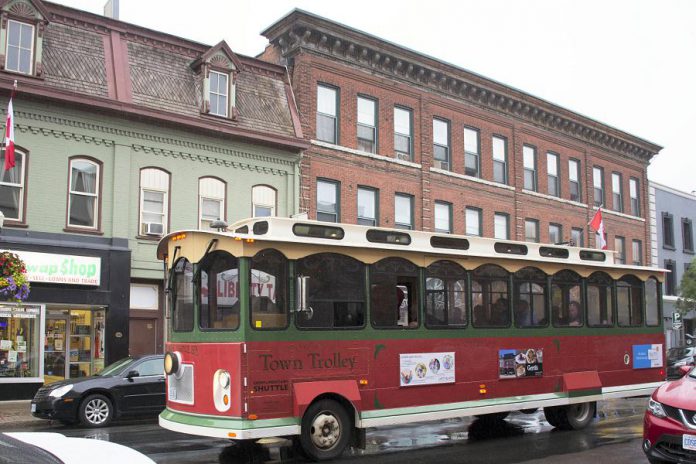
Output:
[[31, 355, 165, 427], [666, 346, 696, 380]]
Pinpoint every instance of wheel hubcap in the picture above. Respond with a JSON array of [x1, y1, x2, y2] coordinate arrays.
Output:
[[310, 412, 340, 450], [85, 399, 109, 424]]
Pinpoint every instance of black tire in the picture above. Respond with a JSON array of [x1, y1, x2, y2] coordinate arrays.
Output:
[[475, 411, 510, 422], [58, 419, 77, 426], [544, 402, 595, 430], [520, 408, 538, 414], [79, 394, 113, 428], [647, 457, 668, 464], [299, 399, 352, 461]]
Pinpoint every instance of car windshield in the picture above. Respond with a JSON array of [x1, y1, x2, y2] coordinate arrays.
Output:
[[668, 348, 693, 359], [96, 357, 136, 376], [0, 433, 63, 464]]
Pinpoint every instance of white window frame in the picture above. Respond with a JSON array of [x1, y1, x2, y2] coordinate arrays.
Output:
[[492, 136, 507, 184], [209, 70, 229, 117], [357, 186, 378, 226], [569, 159, 581, 202], [547, 152, 560, 197], [317, 84, 338, 144], [394, 106, 412, 160], [0, 150, 25, 221], [139, 168, 169, 237], [317, 179, 339, 222], [5, 19, 34, 75], [434, 201, 452, 234], [464, 127, 480, 178], [523, 145, 537, 191], [433, 118, 450, 169], [199, 177, 226, 229], [394, 193, 413, 230], [67, 158, 100, 230], [252, 185, 276, 218], [465, 207, 482, 236], [357, 96, 377, 153], [494, 213, 509, 240]]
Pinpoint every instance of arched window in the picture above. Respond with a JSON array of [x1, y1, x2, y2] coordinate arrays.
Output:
[[139, 168, 169, 236], [199, 177, 226, 229], [370, 257, 419, 328], [171, 258, 193, 332], [587, 272, 614, 327], [252, 185, 276, 217], [199, 251, 239, 330], [296, 253, 365, 329], [513, 267, 547, 327], [552, 270, 583, 327], [250, 249, 287, 330], [645, 277, 661, 326], [472, 264, 510, 328], [68, 157, 100, 229], [0, 149, 26, 223], [617, 275, 643, 327], [425, 260, 467, 328]]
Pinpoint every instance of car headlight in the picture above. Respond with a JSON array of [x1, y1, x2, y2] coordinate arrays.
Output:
[[49, 384, 73, 398], [647, 398, 667, 418]]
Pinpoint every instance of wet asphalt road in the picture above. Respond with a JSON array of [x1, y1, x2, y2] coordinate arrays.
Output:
[[2, 398, 650, 463]]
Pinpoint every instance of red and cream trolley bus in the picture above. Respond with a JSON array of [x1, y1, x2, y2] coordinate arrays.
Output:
[[157, 217, 664, 461]]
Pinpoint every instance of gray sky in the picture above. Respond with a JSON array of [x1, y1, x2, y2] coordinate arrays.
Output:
[[52, 0, 696, 193]]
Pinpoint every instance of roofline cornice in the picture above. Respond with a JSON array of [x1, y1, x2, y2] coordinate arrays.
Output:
[[263, 10, 662, 163]]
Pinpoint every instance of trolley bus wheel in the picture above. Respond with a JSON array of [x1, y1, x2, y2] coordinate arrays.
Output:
[[475, 411, 510, 422], [300, 399, 352, 461], [544, 402, 595, 430]]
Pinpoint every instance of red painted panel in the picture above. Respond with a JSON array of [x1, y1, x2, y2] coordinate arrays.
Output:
[[293, 380, 361, 416], [563, 371, 602, 391]]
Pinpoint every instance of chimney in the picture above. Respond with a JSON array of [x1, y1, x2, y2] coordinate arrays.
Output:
[[103, 0, 119, 20]]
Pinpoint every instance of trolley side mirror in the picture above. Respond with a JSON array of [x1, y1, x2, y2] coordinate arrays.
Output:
[[295, 275, 314, 320]]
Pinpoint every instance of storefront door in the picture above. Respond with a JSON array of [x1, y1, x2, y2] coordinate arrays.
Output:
[[44, 316, 69, 384]]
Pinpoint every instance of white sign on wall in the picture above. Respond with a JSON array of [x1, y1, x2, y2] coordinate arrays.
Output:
[[3, 250, 101, 286], [399, 352, 455, 387]]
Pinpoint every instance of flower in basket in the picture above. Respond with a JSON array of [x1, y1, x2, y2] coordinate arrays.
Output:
[[0, 251, 30, 302]]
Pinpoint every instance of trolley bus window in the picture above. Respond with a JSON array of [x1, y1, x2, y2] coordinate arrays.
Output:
[[172, 258, 194, 332], [645, 277, 661, 326], [425, 260, 467, 328], [296, 253, 365, 329], [371, 258, 419, 328], [513, 267, 548, 327], [199, 251, 239, 330], [250, 249, 288, 330], [472, 264, 510, 328], [551, 270, 583, 327], [617, 275, 643, 327], [587, 271, 614, 327]]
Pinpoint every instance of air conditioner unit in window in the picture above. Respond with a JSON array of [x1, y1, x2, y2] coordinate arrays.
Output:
[[435, 161, 449, 171], [145, 222, 164, 235], [395, 152, 411, 161]]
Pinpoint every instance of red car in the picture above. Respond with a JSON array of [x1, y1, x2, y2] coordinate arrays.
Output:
[[643, 365, 696, 463]]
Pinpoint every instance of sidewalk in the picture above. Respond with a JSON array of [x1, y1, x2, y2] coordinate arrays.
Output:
[[0, 400, 43, 429]]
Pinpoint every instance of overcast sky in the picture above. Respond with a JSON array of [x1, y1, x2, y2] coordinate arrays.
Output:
[[51, 0, 696, 193]]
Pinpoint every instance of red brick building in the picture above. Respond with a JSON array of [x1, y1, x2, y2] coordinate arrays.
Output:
[[260, 10, 661, 265]]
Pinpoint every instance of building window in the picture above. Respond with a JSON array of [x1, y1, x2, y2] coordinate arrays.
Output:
[[252, 185, 276, 217], [612, 172, 623, 212], [571, 227, 584, 247], [684, 218, 694, 252], [664, 259, 676, 296], [615, 236, 625, 264], [492, 135, 507, 184], [139, 168, 169, 236], [317, 84, 338, 144], [199, 177, 225, 229], [569, 159, 581, 202], [465, 207, 482, 236], [395, 193, 414, 230], [434, 201, 452, 234], [357, 186, 378, 226], [208, 71, 229, 117], [494, 213, 509, 239], [662, 212, 675, 249], [549, 223, 562, 244], [433, 118, 450, 170], [394, 106, 412, 160], [632, 239, 642, 265], [547, 152, 560, 197], [629, 177, 640, 216], [593, 166, 604, 207], [357, 96, 377, 153], [525, 219, 539, 243], [5, 20, 34, 75], [0, 150, 25, 222], [317, 179, 339, 222], [523, 145, 537, 191], [464, 127, 480, 177], [68, 158, 100, 230]]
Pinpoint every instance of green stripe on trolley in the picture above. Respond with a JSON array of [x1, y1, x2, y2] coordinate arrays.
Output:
[[160, 408, 299, 430]]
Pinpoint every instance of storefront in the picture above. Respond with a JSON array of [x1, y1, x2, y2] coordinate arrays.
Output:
[[0, 232, 130, 400]]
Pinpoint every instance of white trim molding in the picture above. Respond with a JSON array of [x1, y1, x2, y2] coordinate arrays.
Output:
[[312, 140, 422, 169]]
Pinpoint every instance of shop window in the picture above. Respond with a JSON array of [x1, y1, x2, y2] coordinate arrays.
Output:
[[296, 253, 365, 329], [139, 168, 169, 237], [199, 251, 239, 330], [472, 264, 510, 328], [587, 272, 613, 327], [199, 177, 226, 230], [250, 249, 288, 330], [513, 267, 547, 328], [171, 258, 194, 332], [0, 305, 40, 380], [0, 149, 26, 223], [371, 257, 419, 328], [425, 260, 467, 328], [67, 157, 100, 230], [617, 275, 643, 327], [130, 284, 159, 310], [551, 270, 583, 327], [252, 185, 276, 217]]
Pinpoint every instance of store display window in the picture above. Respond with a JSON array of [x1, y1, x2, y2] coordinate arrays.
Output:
[[0, 305, 41, 379]]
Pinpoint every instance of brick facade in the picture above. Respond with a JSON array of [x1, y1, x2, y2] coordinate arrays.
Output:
[[261, 10, 660, 265]]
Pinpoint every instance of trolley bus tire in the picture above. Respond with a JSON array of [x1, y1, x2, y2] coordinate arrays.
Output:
[[300, 399, 352, 461], [475, 411, 510, 422], [544, 402, 595, 430]]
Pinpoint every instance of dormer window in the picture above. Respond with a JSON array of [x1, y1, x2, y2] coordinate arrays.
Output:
[[5, 19, 34, 74], [209, 70, 229, 117], [192, 40, 241, 120]]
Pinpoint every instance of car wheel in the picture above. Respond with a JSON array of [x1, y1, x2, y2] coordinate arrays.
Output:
[[299, 399, 352, 461], [544, 402, 595, 430], [79, 394, 113, 428]]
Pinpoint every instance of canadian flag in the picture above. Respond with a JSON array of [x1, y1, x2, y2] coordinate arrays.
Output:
[[3, 85, 15, 171], [589, 207, 607, 250]]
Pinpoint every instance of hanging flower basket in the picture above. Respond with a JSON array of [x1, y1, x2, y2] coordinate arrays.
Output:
[[0, 251, 30, 302]]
